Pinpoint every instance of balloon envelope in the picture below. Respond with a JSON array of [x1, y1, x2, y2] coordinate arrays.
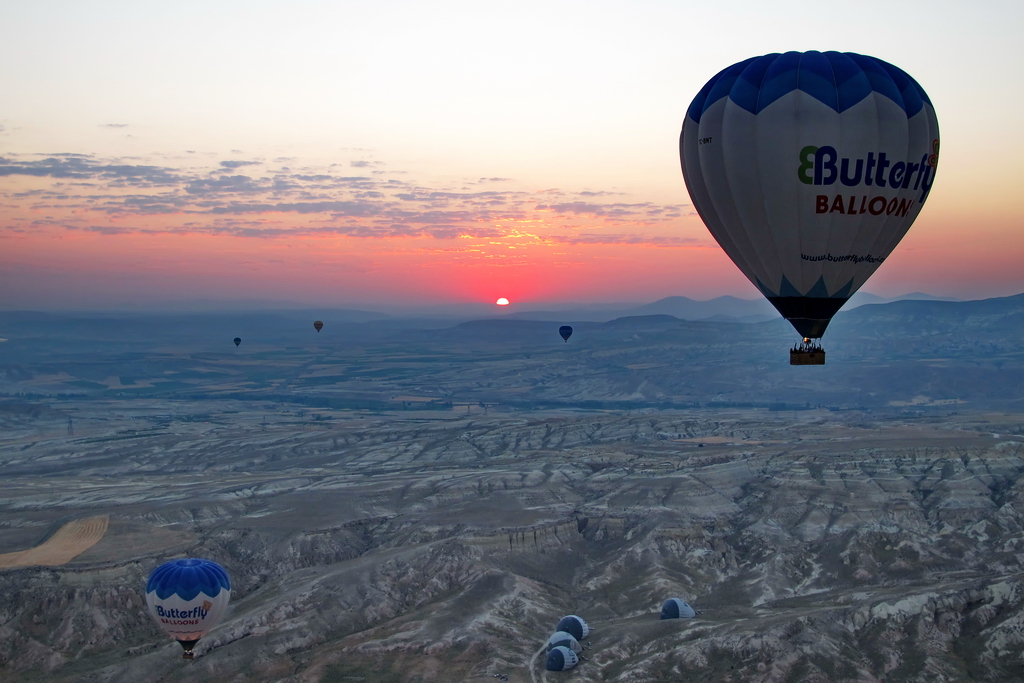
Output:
[[661, 598, 696, 620], [546, 631, 582, 653], [546, 646, 579, 671], [233, 338, 241, 347], [681, 51, 938, 338], [313, 320, 323, 332], [558, 325, 573, 342], [146, 558, 231, 655], [556, 615, 589, 640]]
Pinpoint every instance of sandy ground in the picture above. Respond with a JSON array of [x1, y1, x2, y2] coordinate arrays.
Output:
[[0, 515, 109, 569]]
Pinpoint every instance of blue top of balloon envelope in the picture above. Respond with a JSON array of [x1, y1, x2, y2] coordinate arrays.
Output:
[[687, 51, 931, 123], [146, 558, 231, 601]]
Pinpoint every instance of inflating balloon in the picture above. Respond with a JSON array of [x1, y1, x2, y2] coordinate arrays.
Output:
[[313, 320, 323, 333], [146, 558, 231, 659], [558, 325, 573, 342], [660, 598, 696, 620], [233, 338, 241, 347], [680, 51, 938, 364], [546, 646, 579, 671], [556, 615, 590, 641], [546, 631, 582, 653]]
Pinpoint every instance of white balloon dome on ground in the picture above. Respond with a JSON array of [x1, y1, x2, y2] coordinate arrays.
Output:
[[660, 598, 696, 619], [545, 645, 579, 671]]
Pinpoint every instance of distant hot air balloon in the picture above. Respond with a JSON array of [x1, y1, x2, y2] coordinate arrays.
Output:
[[313, 320, 323, 333], [146, 558, 231, 659], [546, 646, 580, 671], [660, 598, 697, 620], [680, 51, 939, 364], [233, 338, 241, 347], [556, 615, 590, 641], [558, 325, 573, 342]]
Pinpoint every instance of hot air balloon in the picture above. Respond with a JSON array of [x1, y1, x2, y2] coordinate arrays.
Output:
[[680, 51, 938, 364], [558, 325, 573, 342], [660, 598, 696, 620], [546, 631, 582, 654], [233, 337, 241, 347], [546, 646, 579, 671], [556, 615, 590, 641], [313, 320, 323, 333], [146, 558, 231, 659]]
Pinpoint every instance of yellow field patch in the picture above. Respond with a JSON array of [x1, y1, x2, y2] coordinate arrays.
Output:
[[0, 516, 109, 569]]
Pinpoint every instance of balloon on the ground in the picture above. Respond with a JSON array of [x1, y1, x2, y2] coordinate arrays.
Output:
[[556, 615, 590, 640], [146, 558, 231, 659], [546, 631, 582, 653], [546, 645, 579, 671], [233, 337, 241, 347], [558, 325, 573, 342], [660, 598, 696, 619], [680, 51, 939, 340], [313, 320, 323, 332]]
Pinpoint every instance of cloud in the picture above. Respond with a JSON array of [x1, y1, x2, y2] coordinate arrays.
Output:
[[209, 200, 383, 216], [100, 123, 129, 128], [0, 155, 182, 185], [186, 175, 264, 196], [1, 151, 693, 246], [350, 160, 384, 168], [548, 233, 701, 246], [219, 160, 261, 169]]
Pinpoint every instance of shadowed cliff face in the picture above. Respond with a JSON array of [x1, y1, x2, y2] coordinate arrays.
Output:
[[2, 404, 1024, 682]]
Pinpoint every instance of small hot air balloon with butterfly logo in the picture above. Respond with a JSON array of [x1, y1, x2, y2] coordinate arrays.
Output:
[[146, 559, 231, 659]]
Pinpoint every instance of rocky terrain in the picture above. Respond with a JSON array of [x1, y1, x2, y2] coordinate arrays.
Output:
[[2, 297, 1024, 681], [3, 399, 1024, 682]]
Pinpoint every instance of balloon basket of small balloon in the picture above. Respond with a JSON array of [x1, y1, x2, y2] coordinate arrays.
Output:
[[179, 639, 199, 660]]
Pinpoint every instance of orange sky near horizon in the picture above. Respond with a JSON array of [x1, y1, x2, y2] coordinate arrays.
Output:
[[2, 0, 1023, 310], [3, 171, 1021, 309]]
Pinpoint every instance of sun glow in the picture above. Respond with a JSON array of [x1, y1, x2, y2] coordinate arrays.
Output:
[[495, 298, 510, 306]]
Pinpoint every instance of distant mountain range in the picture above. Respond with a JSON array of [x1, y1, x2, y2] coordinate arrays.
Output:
[[1, 292, 1021, 410], [500, 292, 962, 324], [4, 292, 962, 326]]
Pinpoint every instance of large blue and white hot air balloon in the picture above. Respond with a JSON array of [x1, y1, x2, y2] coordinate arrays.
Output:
[[146, 558, 231, 659], [681, 51, 939, 362]]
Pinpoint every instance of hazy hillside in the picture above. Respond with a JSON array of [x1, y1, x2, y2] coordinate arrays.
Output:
[[1, 294, 1022, 411]]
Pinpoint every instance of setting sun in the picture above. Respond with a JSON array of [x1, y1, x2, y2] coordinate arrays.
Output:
[[495, 298, 510, 306]]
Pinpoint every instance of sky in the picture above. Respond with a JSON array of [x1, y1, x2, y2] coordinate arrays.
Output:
[[2, 0, 1022, 310]]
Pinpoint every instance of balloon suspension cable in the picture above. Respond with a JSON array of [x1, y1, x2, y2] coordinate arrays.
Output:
[[179, 639, 200, 660], [794, 337, 823, 353]]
